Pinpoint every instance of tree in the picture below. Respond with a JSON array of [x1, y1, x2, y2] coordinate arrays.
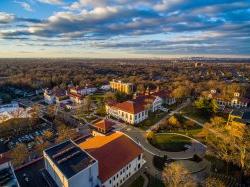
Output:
[[194, 97, 218, 116], [43, 130, 54, 140], [201, 118, 250, 175], [104, 92, 116, 102], [10, 143, 29, 167], [162, 162, 196, 187], [203, 177, 225, 187], [168, 116, 180, 128], [172, 86, 191, 99]]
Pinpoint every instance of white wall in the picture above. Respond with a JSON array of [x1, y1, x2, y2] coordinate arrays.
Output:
[[102, 153, 144, 187]]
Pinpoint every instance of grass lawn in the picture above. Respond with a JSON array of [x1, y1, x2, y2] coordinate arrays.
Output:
[[137, 111, 167, 130], [146, 174, 165, 187], [151, 134, 192, 152], [129, 175, 145, 187], [169, 128, 203, 138], [180, 104, 210, 124]]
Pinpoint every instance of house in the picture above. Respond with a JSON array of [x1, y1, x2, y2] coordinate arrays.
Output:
[[78, 132, 144, 187], [68, 93, 84, 104], [0, 102, 32, 123], [110, 80, 134, 94], [100, 85, 111, 91], [0, 154, 20, 187], [69, 86, 97, 96], [91, 119, 115, 136], [208, 90, 249, 108], [44, 89, 56, 104], [43, 132, 145, 187], [106, 100, 148, 125], [44, 88, 70, 105]]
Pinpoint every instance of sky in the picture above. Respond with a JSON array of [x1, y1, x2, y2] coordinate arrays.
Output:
[[0, 0, 250, 58]]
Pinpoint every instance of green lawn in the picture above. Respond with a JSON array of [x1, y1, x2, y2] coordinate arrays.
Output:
[[138, 111, 167, 130], [147, 174, 165, 187], [151, 134, 192, 152], [180, 104, 210, 124], [129, 176, 145, 187]]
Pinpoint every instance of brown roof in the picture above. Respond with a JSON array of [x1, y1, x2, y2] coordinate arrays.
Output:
[[93, 119, 114, 133], [78, 132, 143, 183], [69, 93, 84, 99], [114, 101, 145, 114]]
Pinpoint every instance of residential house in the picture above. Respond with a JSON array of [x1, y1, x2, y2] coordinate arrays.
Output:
[[208, 90, 249, 108]]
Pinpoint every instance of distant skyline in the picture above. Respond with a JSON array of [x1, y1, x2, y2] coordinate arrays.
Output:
[[0, 0, 250, 58]]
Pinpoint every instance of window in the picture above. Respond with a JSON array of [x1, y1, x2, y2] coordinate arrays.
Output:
[[109, 180, 111, 184], [138, 154, 141, 160]]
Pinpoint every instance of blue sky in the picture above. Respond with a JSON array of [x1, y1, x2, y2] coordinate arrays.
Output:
[[0, 0, 250, 58]]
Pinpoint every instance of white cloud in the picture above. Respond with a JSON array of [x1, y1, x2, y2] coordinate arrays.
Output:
[[15, 1, 33, 12], [37, 0, 63, 5], [0, 12, 15, 23]]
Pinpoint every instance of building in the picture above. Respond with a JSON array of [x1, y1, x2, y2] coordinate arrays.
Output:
[[0, 102, 32, 123], [106, 100, 148, 125], [0, 155, 20, 187], [109, 80, 134, 94], [78, 132, 144, 187], [43, 132, 144, 187], [208, 90, 249, 108], [68, 93, 84, 104], [69, 86, 97, 96], [100, 85, 111, 91], [44, 88, 70, 105], [106, 89, 174, 125], [44, 89, 56, 104], [91, 119, 115, 136], [44, 140, 99, 187]]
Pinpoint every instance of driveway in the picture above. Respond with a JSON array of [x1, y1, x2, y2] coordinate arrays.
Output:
[[121, 126, 206, 160]]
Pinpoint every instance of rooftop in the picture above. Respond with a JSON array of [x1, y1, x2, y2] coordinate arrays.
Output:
[[44, 140, 96, 179], [0, 156, 19, 187], [92, 119, 115, 133], [78, 132, 143, 183], [113, 100, 145, 114]]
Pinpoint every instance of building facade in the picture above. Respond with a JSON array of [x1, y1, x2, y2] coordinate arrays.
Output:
[[44, 140, 100, 187], [110, 80, 134, 94]]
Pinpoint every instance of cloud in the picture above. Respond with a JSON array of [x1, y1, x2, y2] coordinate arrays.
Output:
[[0, 12, 15, 23], [15, 1, 33, 12], [1, 0, 250, 56], [37, 0, 63, 5]]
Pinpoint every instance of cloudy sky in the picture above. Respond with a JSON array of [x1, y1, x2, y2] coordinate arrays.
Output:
[[0, 0, 249, 58]]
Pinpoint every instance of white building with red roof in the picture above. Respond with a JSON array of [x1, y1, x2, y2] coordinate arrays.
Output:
[[43, 132, 145, 187]]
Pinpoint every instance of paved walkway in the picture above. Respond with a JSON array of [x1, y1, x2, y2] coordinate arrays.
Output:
[[150, 99, 191, 131]]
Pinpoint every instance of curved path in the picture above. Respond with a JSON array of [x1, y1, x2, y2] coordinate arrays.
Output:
[[121, 126, 206, 160]]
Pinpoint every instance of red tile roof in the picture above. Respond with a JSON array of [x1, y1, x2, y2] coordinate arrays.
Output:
[[114, 101, 145, 114], [78, 132, 142, 183], [93, 119, 114, 133]]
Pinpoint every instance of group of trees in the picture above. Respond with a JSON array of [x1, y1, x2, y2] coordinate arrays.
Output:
[[200, 116, 250, 175], [162, 162, 225, 187], [194, 97, 219, 116]]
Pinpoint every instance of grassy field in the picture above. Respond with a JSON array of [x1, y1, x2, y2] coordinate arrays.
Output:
[[151, 133, 192, 152], [138, 111, 167, 130], [180, 104, 210, 124], [129, 175, 144, 187]]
